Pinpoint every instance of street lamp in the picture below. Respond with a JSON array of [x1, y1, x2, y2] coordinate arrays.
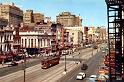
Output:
[[62, 49, 67, 74], [64, 50, 67, 72], [92, 44, 94, 57], [78, 52, 81, 63], [23, 49, 26, 82]]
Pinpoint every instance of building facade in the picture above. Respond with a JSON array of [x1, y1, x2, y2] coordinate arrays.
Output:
[[66, 29, 83, 47], [0, 26, 13, 53], [64, 26, 83, 47], [83, 26, 89, 45], [0, 18, 8, 28], [33, 13, 44, 23], [56, 12, 82, 27], [0, 3, 23, 25], [19, 25, 56, 49], [23, 10, 44, 26], [23, 10, 34, 26], [20, 31, 54, 48], [86, 26, 107, 44]]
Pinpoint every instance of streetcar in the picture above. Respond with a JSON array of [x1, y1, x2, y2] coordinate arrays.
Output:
[[41, 56, 60, 69]]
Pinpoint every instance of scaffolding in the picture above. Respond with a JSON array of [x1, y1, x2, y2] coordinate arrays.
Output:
[[105, 0, 124, 81]]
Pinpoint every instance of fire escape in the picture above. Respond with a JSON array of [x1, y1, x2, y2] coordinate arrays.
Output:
[[105, 0, 124, 81]]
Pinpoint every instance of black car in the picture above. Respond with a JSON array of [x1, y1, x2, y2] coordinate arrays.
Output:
[[11, 61, 18, 66], [81, 64, 88, 70]]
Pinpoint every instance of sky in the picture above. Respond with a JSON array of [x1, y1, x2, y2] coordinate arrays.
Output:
[[0, 0, 107, 27]]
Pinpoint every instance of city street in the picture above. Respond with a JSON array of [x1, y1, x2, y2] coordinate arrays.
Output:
[[61, 49, 104, 82], [0, 47, 98, 82], [0, 47, 92, 77], [0, 0, 115, 81]]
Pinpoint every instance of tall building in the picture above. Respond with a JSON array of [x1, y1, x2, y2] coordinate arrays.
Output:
[[0, 18, 8, 28], [64, 26, 83, 47], [0, 26, 13, 52], [23, 10, 34, 25], [33, 13, 44, 23], [23, 10, 44, 26], [0, 3, 23, 25], [56, 12, 82, 27]]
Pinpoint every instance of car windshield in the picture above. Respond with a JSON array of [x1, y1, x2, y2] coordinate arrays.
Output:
[[78, 73, 84, 75], [77, 74, 82, 76], [82, 64, 87, 66], [90, 75, 97, 78]]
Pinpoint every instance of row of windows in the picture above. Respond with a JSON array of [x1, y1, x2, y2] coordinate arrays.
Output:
[[0, 35, 12, 42], [0, 44, 11, 51], [21, 39, 50, 48]]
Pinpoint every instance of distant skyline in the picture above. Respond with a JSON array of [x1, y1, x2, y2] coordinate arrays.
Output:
[[0, 0, 107, 27]]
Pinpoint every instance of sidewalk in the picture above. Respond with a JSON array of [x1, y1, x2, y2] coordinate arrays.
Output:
[[0, 64, 8, 69]]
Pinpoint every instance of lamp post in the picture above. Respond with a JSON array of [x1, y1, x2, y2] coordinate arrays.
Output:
[[23, 49, 26, 82], [64, 49, 67, 72], [79, 52, 81, 63], [92, 44, 93, 57]]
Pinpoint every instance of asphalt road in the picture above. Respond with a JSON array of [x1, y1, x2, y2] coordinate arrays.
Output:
[[0, 47, 92, 77], [61, 50, 104, 82], [0, 47, 95, 82]]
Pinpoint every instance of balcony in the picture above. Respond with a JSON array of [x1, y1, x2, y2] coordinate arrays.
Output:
[[105, 0, 123, 5]]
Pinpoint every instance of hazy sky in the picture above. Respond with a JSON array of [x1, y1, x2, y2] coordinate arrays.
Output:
[[0, 0, 107, 27]]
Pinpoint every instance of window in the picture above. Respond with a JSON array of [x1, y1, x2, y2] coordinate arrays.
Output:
[[22, 39, 23, 47], [25, 39, 27, 47], [41, 39, 42, 47], [4, 35, 6, 40], [0, 45, 2, 52], [35, 39, 36, 47], [29, 39, 30, 47], [1, 36, 2, 42], [44, 39, 45, 46], [10, 36, 11, 40], [38, 39, 39, 47], [71, 37, 73, 42], [31, 39, 33, 47], [72, 33, 74, 35]]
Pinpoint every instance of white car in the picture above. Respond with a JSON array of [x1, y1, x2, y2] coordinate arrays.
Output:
[[98, 74, 109, 81], [102, 51, 105, 53], [76, 72, 86, 80], [85, 45, 89, 48], [88, 75, 98, 82]]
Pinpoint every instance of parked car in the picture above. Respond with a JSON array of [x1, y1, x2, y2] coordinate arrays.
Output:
[[76, 72, 86, 80], [62, 50, 69, 55], [8, 61, 18, 67], [81, 64, 88, 70]]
